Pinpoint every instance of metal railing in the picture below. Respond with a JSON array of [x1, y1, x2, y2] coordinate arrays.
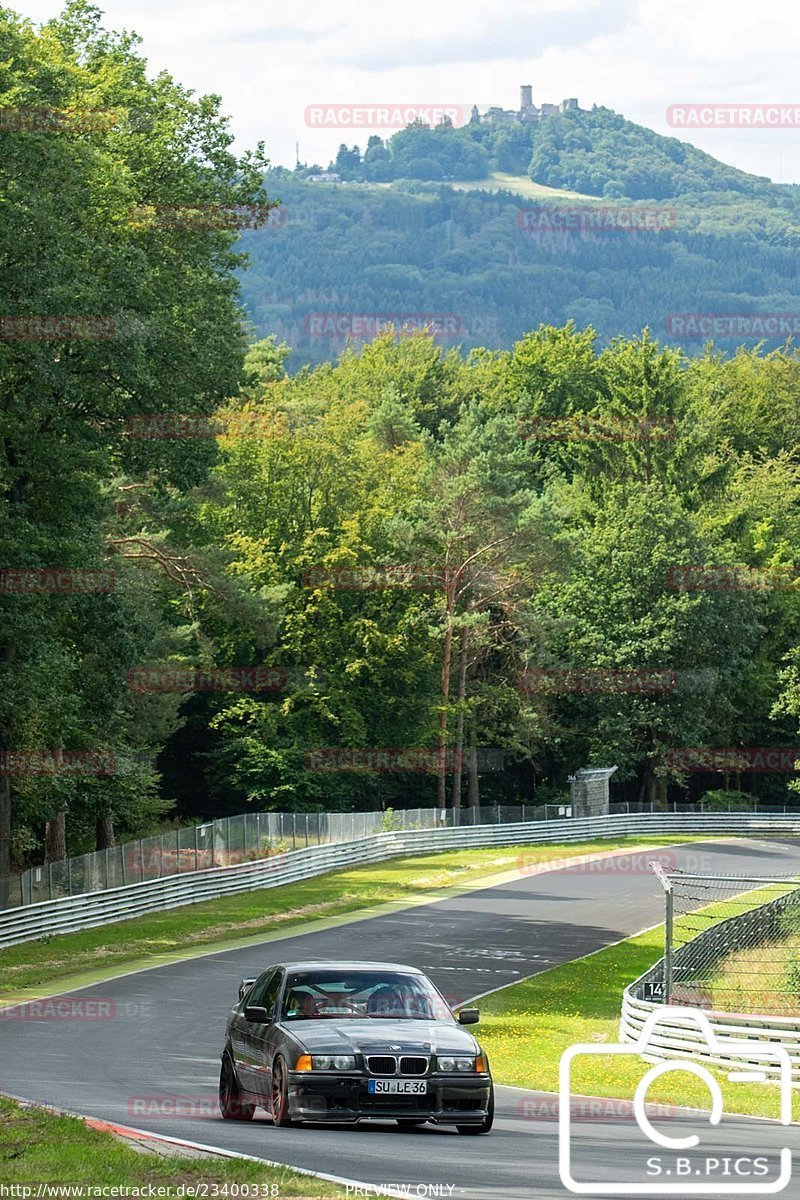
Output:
[[0, 803, 565, 912], [621, 871, 800, 1079], [4, 797, 794, 912], [2, 811, 800, 950]]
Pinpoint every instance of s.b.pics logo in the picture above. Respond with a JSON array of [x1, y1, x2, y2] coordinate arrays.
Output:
[[559, 1007, 791, 1194]]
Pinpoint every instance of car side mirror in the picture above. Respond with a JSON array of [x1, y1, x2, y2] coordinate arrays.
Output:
[[244, 1005, 271, 1024], [457, 1007, 479, 1025]]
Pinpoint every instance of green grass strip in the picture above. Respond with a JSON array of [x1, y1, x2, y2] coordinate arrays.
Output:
[[478, 918, 800, 1121], [0, 1096, 346, 1195]]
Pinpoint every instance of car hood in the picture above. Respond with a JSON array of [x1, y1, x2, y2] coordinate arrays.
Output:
[[284, 1018, 479, 1056]]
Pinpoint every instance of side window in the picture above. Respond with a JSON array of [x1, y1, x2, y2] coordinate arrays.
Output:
[[248, 969, 282, 1016]]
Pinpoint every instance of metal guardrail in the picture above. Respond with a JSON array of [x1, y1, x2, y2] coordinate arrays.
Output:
[[3, 811, 800, 950], [620, 987, 800, 1082], [621, 879, 800, 1080]]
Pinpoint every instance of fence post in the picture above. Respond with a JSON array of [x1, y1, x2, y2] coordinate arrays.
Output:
[[650, 858, 674, 1005], [664, 887, 674, 1004], [292, 812, 297, 851], [140, 839, 146, 882], [67, 855, 73, 897], [48, 862, 53, 901], [194, 824, 199, 872]]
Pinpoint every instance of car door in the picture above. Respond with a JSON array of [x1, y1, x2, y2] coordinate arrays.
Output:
[[242, 968, 284, 1100], [235, 969, 276, 1094]]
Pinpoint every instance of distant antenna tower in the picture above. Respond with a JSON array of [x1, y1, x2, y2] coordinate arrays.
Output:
[[295, 141, 300, 167]]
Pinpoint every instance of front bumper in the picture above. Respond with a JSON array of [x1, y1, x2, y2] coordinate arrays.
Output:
[[287, 1071, 492, 1124]]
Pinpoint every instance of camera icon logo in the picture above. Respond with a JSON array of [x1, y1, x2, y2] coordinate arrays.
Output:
[[559, 1006, 792, 1194]]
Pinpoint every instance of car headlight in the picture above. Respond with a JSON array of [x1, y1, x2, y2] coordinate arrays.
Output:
[[437, 1055, 477, 1073], [310, 1054, 357, 1071]]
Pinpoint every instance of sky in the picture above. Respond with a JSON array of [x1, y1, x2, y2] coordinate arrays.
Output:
[[15, 0, 800, 184]]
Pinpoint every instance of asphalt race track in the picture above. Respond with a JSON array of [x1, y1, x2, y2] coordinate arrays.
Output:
[[4, 838, 800, 1199]]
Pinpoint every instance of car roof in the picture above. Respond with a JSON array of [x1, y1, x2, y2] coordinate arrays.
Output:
[[275, 961, 425, 974]]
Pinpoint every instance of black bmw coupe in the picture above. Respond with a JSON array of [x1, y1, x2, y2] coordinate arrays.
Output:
[[219, 960, 494, 1133]]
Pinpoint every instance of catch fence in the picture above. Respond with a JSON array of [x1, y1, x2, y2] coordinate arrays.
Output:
[[0, 803, 562, 911]]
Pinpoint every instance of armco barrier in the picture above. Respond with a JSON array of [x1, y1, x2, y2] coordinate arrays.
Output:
[[621, 985, 800, 1082], [621, 879, 800, 1080], [3, 812, 800, 950]]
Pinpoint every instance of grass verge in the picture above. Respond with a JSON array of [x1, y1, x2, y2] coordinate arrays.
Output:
[[0, 1096, 345, 1196], [478, 920, 799, 1121], [0, 836, 713, 1003]]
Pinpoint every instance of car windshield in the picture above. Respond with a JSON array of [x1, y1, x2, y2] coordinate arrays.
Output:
[[281, 970, 453, 1021]]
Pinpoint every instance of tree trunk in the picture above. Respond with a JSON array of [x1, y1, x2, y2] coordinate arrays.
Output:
[[0, 774, 10, 906], [451, 626, 469, 812], [655, 775, 668, 812], [0, 641, 16, 903], [436, 559, 457, 810], [96, 812, 115, 850], [44, 810, 67, 863], [468, 723, 480, 812]]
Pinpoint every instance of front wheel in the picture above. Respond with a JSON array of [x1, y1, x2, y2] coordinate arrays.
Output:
[[456, 1086, 494, 1134], [271, 1055, 293, 1127], [219, 1054, 255, 1121]]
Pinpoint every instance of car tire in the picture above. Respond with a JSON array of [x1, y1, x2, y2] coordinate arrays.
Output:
[[219, 1053, 255, 1121], [456, 1085, 494, 1134], [271, 1055, 293, 1127], [396, 1118, 427, 1128]]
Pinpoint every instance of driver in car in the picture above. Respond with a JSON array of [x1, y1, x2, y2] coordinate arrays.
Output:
[[367, 984, 411, 1016], [287, 989, 319, 1018]]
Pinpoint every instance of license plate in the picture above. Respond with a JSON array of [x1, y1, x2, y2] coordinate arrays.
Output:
[[368, 1079, 427, 1095]]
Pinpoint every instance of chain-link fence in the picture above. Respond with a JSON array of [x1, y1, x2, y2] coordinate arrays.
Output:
[[641, 866, 800, 1015], [0, 801, 573, 911]]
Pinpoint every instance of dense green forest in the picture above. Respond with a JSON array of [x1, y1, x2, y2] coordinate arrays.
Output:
[[240, 166, 800, 369], [2, 3, 800, 885]]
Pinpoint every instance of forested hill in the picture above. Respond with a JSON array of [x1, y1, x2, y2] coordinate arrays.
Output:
[[239, 161, 800, 370], [322, 106, 782, 201]]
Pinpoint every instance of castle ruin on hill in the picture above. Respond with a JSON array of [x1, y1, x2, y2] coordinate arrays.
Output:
[[470, 85, 579, 126]]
